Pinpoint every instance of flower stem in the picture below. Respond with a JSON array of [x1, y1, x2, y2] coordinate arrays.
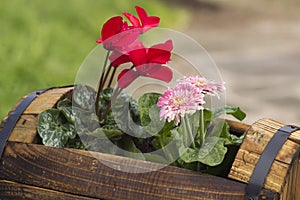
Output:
[[199, 109, 205, 146], [95, 50, 110, 118], [99, 87, 122, 122], [107, 66, 117, 88], [182, 116, 195, 148], [102, 63, 113, 89], [159, 137, 175, 163]]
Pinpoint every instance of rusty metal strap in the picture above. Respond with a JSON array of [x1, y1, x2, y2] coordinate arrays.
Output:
[[244, 125, 300, 200]]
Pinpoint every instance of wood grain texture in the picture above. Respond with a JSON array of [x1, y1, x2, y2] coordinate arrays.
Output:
[[280, 153, 299, 200], [0, 142, 278, 200], [0, 179, 97, 200], [23, 87, 73, 115], [0, 86, 74, 144], [8, 115, 38, 143], [226, 119, 250, 136], [229, 118, 300, 197]]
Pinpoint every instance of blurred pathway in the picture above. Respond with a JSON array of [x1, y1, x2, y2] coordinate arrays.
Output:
[[180, 1, 300, 124]]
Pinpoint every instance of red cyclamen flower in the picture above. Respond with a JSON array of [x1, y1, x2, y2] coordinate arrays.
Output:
[[123, 6, 160, 33], [96, 6, 160, 50], [96, 16, 139, 50], [109, 39, 144, 67], [117, 40, 173, 88]]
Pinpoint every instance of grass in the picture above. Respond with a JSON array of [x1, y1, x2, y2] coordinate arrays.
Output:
[[0, 0, 188, 120]]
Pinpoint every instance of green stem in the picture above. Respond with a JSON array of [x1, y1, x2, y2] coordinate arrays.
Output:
[[95, 50, 111, 117], [199, 109, 205, 146], [182, 116, 195, 148], [158, 137, 174, 163]]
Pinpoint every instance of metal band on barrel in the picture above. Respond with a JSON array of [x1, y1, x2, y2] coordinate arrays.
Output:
[[244, 125, 300, 200], [0, 89, 49, 158]]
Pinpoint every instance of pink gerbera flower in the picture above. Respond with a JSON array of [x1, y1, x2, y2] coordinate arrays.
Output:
[[157, 83, 205, 125], [178, 75, 225, 98]]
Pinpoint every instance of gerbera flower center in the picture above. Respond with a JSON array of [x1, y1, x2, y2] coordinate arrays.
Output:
[[173, 97, 184, 106], [195, 80, 206, 86]]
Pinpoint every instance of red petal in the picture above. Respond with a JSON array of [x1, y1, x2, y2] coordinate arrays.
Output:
[[151, 40, 173, 52], [129, 48, 147, 66], [135, 6, 160, 32], [109, 29, 140, 48], [135, 6, 148, 22], [123, 12, 141, 28], [96, 38, 103, 44], [147, 40, 173, 64], [117, 69, 139, 88], [109, 51, 130, 67], [101, 16, 123, 40], [144, 65, 173, 83]]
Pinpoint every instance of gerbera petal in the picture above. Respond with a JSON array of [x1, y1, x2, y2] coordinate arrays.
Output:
[[157, 83, 205, 125]]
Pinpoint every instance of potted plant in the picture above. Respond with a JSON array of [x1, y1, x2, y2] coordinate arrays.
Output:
[[1, 6, 299, 200]]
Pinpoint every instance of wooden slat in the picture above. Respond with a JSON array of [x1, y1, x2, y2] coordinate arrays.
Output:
[[8, 115, 38, 143], [226, 119, 250, 136], [296, 159, 300, 199], [229, 118, 300, 195], [279, 153, 299, 200], [0, 179, 97, 200], [0, 86, 74, 144], [23, 87, 73, 114], [229, 149, 289, 192], [0, 142, 278, 200], [253, 118, 300, 144]]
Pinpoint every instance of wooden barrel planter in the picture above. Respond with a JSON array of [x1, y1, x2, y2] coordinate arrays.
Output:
[[0, 86, 300, 200]]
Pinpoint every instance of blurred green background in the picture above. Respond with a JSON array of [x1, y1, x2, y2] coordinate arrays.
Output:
[[0, 0, 188, 120], [1, 0, 300, 124]]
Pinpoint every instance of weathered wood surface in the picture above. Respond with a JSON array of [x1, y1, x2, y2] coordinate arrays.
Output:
[[229, 118, 300, 199], [0, 142, 278, 200], [0, 180, 97, 200], [5, 86, 74, 143], [226, 119, 250, 136]]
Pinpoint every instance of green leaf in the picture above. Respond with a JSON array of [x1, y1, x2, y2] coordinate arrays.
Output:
[[180, 137, 227, 166], [86, 138, 118, 154], [144, 153, 168, 164], [117, 136, 145, 161], [57, 99, 75, 123], [104, 89, 146, 137], [65, 137, 86, 150], [208, 121, 244, 146], [73, 84, 96, 110], [142, 104, 165, 135], [212, 106, 246, 121], [138, 93, 161, 127], [37, 109, 76, 147], [87, 125, 122, 140]]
